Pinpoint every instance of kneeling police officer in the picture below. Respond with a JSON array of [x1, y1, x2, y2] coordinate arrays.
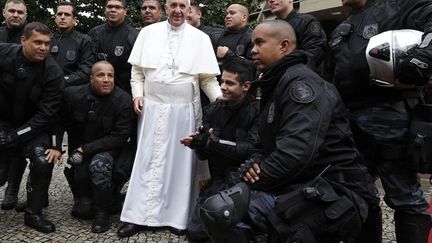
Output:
[[199, 20, 379, 243], [53, 61, 134, 233]]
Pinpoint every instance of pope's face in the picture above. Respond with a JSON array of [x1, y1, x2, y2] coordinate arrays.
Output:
[[165, 0, 190, 27]]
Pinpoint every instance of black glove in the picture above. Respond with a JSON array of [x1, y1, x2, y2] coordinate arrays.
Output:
[[67, 149, 84, 166], [189, 126, 210, 150], [398, 54, 432, 85], [238, 159, 259, 179], [0, 129, 18, 149]]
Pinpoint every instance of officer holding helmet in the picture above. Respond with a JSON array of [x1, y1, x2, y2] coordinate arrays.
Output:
[[327, 0, 432, 242]]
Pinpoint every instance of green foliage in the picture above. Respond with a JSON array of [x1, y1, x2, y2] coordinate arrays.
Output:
[[0, 0, 258, 33]]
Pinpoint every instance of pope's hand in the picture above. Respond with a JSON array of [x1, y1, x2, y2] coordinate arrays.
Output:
[[134, 97, 144, 115]]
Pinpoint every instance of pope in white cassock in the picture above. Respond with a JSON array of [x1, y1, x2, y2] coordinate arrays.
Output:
[[118, 0, 222, 237]]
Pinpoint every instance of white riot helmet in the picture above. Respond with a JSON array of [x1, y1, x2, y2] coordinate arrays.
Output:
[[366, 29, 423, 87]]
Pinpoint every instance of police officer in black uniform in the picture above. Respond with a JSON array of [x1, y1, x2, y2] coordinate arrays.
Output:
[[88, 0, 138, 94], [267, 0, 327, 72], [0, 0, 29, 211], [200, 20, 378, 243], [0, 0, 27, 44], [88, 0, 138, 212], [51, 1, 94, 87], [328, 0, 432, 242], [0, 22, 64, 233], [187, 1, 223, 52], [180, 61, 259, 242], [54, 61, 134, 233], [216, 4, 254, 77]]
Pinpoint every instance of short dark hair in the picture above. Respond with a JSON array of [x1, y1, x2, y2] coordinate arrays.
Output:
[[105, 0, 127, 8], [223, 61, 254, 84], [57, 1, 77, 17], [190, 0, 204, 15], [23, 22, 51, 38], [4, 0, 26, 10]]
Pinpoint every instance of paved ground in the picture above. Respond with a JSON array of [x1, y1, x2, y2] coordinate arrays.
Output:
[[0, 157, 431, 242]]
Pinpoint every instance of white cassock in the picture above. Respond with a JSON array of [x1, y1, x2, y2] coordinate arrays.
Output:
[[120, 21, 221, 230]]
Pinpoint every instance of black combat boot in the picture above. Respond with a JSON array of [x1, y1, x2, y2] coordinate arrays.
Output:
[[71, 197, 94, 219], [2, 157, 27, 210], [91, 187, 112, 233], [2, 183, 19, 210], [111, 176, 127, 214], [24, 213, 55, 233], [395, 211, 431, 243], [0, 161, 9, 186], [24, 186, 55, 233]]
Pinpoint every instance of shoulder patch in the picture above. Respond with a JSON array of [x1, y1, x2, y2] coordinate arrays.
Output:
[[290, 81, 316, 103], [308, 22, 322, 37], [362, 23, 378, 39]]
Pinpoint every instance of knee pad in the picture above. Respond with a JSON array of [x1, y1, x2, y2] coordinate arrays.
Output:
[[199, 182, 250, 241], [89, 152, 113, 189], [29, 146, 53, 177]]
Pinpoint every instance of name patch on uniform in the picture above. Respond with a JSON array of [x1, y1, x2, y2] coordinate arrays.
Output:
[[363, 24, 378, 39], [114, 46, 124, 56], [290, 81, 315, 104]]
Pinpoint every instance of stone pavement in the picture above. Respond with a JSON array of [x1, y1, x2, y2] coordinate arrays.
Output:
[[0, 159, 431, 242]]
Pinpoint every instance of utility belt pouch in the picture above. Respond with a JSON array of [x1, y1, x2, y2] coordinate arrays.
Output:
[[267, 177, 361, 242], [407, 103, 432, 173]]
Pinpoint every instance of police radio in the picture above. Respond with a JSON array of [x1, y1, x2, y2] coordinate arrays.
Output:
[[86, 95, 97, 121], [50, 45, 59, 54]]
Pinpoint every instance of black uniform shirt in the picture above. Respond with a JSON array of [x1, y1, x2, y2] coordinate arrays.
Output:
[[283, 10, 327, 71], [88, 21, 138, 94], [50, 30, 94, 86], [251, 50, 360, 194], [0, 25, 24, 44], [56, 84, 134, 155], [197, 95, 260, 178], [217, 26, 254, 74], [0, 43, 64, 142], [329, 0, 432, 110]]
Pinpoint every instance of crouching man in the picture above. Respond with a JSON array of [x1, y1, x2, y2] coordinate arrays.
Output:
[[53, 61, 134, 233], [181, 61, 260, 242], [199, 20, 380, 242], [0, 22, 64, 233]]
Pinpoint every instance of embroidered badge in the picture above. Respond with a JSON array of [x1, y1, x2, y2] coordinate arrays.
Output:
[[66, 50, 76, 61], [236, 45, 245, 56], [308, 22, 322, 37], [114, 46, 124, 56], [290, 81, 315, 104], [267, 102, 275, 123], [363, 24, 378, 39]]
